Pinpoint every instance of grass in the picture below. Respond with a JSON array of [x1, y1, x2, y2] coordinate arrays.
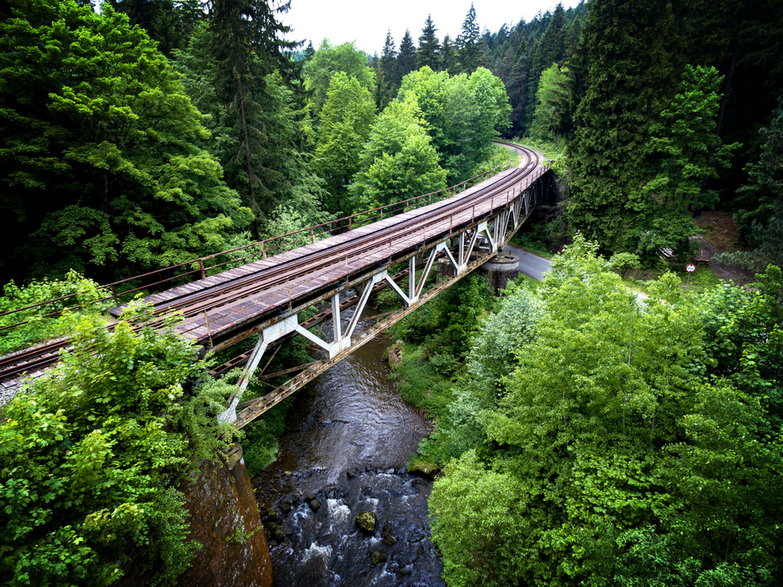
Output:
[[516, 136, 570, 177], [509, 232, 556, 258], [390, 342, 455, 418], [621, 263, 722, 294]]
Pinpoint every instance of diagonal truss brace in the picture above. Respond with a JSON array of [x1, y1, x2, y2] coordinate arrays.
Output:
[[219, 169, 552, 425]]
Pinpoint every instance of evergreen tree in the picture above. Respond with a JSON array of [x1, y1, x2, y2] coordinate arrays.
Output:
[[441, 35, 457, 73], [377, 31, 398, 108], [726, 97, 783, 271], [525, 4, 566, 130], [208, 0, 293, 231], [108, 0, 203, 55], [397, 30, 417, 81], [417, 15, 441, 70], [568, 0, 680, 253], [456, 4, 482, 73], [632, 65, 738, 259]]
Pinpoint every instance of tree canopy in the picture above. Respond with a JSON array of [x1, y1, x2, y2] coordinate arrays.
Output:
[[0, 0, 252, 281], [427, 240, 783, 584]]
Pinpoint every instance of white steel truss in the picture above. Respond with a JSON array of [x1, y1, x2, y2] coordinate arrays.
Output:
[[219, 171, 551, 426]]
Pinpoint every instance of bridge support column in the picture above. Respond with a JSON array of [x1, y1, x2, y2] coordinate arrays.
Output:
[[331, 293, 342, 343]]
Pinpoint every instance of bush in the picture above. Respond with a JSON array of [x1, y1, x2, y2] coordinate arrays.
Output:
[[0, 302, 232, 585]]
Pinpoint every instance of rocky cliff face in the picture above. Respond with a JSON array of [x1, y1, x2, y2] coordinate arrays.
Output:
[[182, 446, 272, 586]]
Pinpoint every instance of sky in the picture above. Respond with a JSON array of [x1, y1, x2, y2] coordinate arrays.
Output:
[[279, 0, 584, 56]]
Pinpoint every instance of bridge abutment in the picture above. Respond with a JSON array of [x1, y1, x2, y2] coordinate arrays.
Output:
[[181, 445, 273, 586]]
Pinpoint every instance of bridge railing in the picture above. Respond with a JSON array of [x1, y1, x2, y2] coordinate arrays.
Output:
[[0, 164, 512, 347]]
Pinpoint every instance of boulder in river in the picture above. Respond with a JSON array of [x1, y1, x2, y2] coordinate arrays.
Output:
[[355, 511, 377, 535]]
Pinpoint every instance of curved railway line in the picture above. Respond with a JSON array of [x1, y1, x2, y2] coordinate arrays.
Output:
[[0, 143, 548, 401]]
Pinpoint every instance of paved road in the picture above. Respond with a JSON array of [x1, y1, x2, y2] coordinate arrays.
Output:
[[504, 245, 552, 281]]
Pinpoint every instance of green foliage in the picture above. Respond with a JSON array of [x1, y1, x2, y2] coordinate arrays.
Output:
[[398, 66, 511, 182], [390, 273, 495, 367], [348, 97, 447, 211], [727, 98, 783, 272], [700, 265, 783, 427], [301, 41, 376, 119], [0, 301, 232, 585], [416, 15, 442, 71], [525, 4, 567, 130], [608, 252, 642, 277], [0, 0, 252, 281], [567, 0, 679, 253], [631, 65, 740, 260], [108, 0, 204, 55], [424, 242, 783, 584], [465, 281, 541, 394], [529, 63, 570, 141], [455, 5, 481, 73], [312, 71, 376, 213], [0, 271, 110, 355], [206, 0, 292, 227], [430, 451, 525, 586], [239, 402, 289, 475]]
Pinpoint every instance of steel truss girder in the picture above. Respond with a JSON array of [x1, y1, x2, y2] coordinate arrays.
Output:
[[222, 172, 551, 426]]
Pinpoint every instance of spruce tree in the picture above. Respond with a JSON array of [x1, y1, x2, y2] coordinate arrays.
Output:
[[456, 4, 481, 73], [417, 15, 441, 70], [398, 30, 417, 81], [441, 35, 457, 73], [568, 0, 679, 253], [208, 0, 292, 231], [378, 31, 398, 108]]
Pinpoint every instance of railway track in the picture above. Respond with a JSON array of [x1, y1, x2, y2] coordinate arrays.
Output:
[[0, 143, 543, 391]]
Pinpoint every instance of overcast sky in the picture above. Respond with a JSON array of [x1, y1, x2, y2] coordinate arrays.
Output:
[[280, 0, 584, 56]]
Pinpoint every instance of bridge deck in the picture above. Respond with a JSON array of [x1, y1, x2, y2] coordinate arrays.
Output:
[[155, 166, 546, 346], [0, 143, 549, 400]]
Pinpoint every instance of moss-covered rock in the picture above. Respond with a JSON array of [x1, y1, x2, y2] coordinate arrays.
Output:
[[355, 511, 377, 535]]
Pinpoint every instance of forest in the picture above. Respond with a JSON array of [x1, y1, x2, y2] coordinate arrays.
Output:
[[1, 0, 782, 584]]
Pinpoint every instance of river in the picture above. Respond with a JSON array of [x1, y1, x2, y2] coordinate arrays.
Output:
[[253, 329, 443, 586], [253, 251, 525, 585]]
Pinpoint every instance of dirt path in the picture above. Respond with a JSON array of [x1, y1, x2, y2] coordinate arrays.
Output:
[[692, 211, 753, 284]]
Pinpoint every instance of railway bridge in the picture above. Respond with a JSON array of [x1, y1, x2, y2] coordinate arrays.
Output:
[[0, 143, 554, 427]]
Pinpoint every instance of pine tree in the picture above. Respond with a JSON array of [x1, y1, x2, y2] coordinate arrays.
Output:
[[378, 31, 398, 108], [568, 0, 680, 253], [398, 30, 417, 81], [208, 0, 292, 231], [417, 15, 441, 70], [456, 4, 482, 73]]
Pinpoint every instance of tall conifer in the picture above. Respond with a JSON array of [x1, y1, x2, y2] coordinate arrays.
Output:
[[417, 15, 441, 70], [209, 0, 292, 231], [456, 4, 481, 73], [398, 30, 417, 81], [568, 0, 679, 252]]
